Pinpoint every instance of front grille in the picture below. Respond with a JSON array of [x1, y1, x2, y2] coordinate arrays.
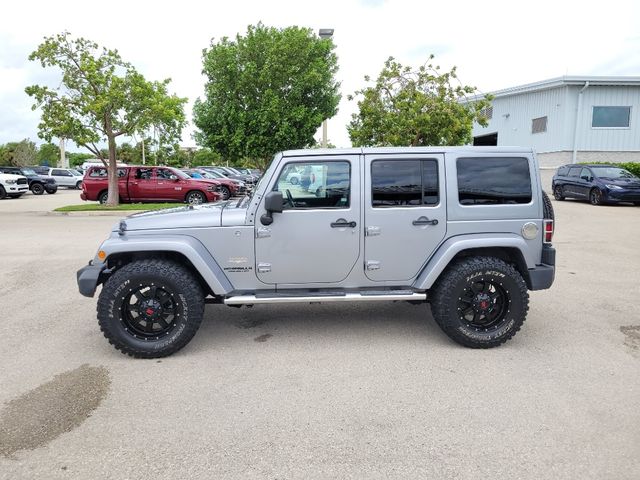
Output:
[[17, 178, 27, 185]]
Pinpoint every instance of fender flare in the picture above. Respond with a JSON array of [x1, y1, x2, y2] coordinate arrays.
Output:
[[97, 234, 233, 295], [412, 233, 535, 290]]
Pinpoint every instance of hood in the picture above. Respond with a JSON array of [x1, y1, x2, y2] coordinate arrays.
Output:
[[118, 203, 225, 231], [115, 200, 249, 232], [599, 177, 640, 187]]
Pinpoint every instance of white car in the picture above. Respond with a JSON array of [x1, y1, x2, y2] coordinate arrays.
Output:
[[0, 173, 29, 199], [46, 168, 85, 189]]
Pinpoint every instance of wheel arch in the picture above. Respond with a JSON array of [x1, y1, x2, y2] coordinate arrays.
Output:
[[413, 234, 536, 291], [98, 235, 233, 297]]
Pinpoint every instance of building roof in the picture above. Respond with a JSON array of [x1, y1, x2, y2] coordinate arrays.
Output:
[[469, 75, 640, 101]]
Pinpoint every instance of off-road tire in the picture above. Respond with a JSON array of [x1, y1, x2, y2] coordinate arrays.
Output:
[[589, 188, 603, 206], [45, 187, 57, 194], [542, 190, 554, 220], [430, 256, 529, 348], [219, 186, 231, 200], [553, 185, 565, 201], [0, 185, 6, 200], [30, 183, 44, 195], [97, 259, 205, 358], [186, 190, 206, 205]]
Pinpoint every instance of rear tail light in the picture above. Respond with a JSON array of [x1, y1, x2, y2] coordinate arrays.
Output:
[[543, 219, 554, 244]]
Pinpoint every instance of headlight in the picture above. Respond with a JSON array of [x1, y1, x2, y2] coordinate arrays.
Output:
[[605, 184, 623, 190], [5, 179, 17, 184]]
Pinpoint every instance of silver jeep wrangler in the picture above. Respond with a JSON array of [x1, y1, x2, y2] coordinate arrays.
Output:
[[77, 147, 555, 358]]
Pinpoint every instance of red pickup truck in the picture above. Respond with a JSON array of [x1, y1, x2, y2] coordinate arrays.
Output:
[[81, 166, 222, 204]]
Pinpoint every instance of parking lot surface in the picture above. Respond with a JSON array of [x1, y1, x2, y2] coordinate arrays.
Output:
[[0, 172, 639, 479]]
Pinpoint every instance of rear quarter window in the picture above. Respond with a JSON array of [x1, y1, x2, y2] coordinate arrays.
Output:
[[457, 157, 532, 205], [557, 166, 569, 176]]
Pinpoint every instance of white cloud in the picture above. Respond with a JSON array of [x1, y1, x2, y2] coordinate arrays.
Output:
[[1, 0, 639, 151]]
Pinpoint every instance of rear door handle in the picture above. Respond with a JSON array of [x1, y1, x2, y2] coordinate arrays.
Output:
[[412, 216, 438, 226], [331, 218, 357, 228]]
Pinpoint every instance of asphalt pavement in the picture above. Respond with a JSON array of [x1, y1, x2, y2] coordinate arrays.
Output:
[[0, 173, 638, 479]]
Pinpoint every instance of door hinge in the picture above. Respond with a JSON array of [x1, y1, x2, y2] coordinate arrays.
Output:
[[365, 260, 381, 271], [256, 227, 271, 238], [365, 226, 381, 236], [257, 262, 272, 273]]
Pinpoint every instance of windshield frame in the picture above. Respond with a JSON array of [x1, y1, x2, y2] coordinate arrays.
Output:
[[591, 167, 636, 179]]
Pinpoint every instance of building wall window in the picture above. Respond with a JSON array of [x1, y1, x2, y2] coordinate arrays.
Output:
[[479, 106, 493, 120], [592, 106, 631, 128], [531, 116, 547, 134]]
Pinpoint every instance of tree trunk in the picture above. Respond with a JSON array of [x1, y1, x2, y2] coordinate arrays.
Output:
[[106, 134, 119, 206]]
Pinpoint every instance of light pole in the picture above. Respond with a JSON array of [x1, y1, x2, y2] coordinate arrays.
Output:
[[319, 28, 334, 148]]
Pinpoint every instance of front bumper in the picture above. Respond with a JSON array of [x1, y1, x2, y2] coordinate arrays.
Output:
[[77, 261, 107, 297], [605, 189, 640, 202], [528, 246, 555, 290]]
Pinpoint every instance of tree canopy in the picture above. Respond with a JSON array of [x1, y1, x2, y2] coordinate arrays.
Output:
[[26, 32, 187, 204], [193, 23, 341, 169], [348, 56, 492, 147]]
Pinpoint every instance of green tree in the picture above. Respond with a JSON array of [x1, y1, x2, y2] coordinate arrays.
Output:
[[26, 32, 187, 205], [192, 147, 221, 166], [193, 23, 341, 170], [37, 142, 60, 166], [3, 139, 38, 166], [67, 152, 94, 167], [348, 56, 492, 147]]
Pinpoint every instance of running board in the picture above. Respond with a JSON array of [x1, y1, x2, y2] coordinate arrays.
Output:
[[224, 291, 426, 305]]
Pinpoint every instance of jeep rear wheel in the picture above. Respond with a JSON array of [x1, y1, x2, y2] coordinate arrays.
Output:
[[430, 257, 529, 348], [97, 259, 205, 358]]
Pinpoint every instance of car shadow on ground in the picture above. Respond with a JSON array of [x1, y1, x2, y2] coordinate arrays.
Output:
[[191, 301, 451, 349]]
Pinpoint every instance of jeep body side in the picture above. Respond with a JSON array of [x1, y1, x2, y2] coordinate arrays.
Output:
[[80, 165, 223, 205], [77, 147, 555, 358]]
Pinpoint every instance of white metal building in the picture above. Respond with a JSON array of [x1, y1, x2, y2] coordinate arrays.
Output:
[[470, 76, 640, 167]]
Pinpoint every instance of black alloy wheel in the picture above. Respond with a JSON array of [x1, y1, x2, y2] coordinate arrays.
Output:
[[121, 285, 180, 339], [31, 183, 44, 195], [457, 279, 508, 331], [553, 185, 565, 201], [590, 188, 603, 205]]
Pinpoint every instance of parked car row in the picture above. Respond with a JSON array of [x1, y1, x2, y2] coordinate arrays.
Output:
[[0, 166, 58, 196], [552, 164, 640, 206], [81, 165, 225, 204]]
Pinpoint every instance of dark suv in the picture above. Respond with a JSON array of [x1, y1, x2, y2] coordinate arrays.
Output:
[[552, 164, 640, 205], [0, 166, 58, 195]]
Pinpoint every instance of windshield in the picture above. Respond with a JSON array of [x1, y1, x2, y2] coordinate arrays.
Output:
[[169, 168, 191, 179], [21, 169, 37, 175], [592, 167, 636, 179]]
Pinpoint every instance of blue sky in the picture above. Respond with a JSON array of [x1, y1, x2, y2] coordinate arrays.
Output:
[[1, 0, 639, 151]]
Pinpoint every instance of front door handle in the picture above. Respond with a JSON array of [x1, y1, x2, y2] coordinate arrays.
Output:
[[412, 216, 438, 226], [331, 218, 357, 228]]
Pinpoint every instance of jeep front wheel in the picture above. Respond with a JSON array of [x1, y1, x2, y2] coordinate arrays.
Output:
[[430, 257, 529, 348], [97, 259, 205, 358]]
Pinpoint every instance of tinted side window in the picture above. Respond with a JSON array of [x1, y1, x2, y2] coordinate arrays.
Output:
[[89, 168, 108, 177], [457, 157, 531, 205], [135, 168, 153, 180], [568, 167, 581, 177], [371, 159, 439, 207], [579, 168, 592, 180], [157, 168, 174, 179], [557, 166, 569, 176]]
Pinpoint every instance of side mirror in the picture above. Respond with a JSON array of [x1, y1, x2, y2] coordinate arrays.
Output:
[[581, 175, 591, 182], [170, 175, 179, 181], [260, 191, 283, 225]]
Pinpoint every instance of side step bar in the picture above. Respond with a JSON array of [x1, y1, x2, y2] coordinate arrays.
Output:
[[224, 292, 426, 305]]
